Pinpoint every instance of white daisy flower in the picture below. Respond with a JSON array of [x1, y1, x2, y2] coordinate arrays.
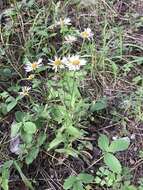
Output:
[[55, 17, 71, 27], [48, 56, 64, 72], [19, 86, 31, 96], [80, 28, 94, 40], [64, 35, 77, 44], [24, 58, 43, 73], [63, 55, 86, 71]]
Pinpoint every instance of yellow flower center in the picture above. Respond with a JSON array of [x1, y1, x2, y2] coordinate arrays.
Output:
[[81, 31, 89, 38], [23, 89, 29, 96], [24, 91, 29, 96], [27, 74, 34, 80], [71, 59, 80, 65], [31, 62, 38, 70], [54, 59, 62, 66]]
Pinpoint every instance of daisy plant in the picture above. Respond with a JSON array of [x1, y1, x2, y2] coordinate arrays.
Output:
[[24, 58, 43, 73], [64, 35, 77, 44], [48, 56, 65, 72], [80, 28, 94, 40], [19, 86, 31, 97], [55, 17, 72, 28], [63, 55, 87, 71]]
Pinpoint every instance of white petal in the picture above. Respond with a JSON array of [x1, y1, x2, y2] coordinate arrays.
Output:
[[10, 136, 20, 155], [37, 58, 43, 64]]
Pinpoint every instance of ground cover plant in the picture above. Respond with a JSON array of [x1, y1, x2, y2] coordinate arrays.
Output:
[[0, 0, 143, 189]]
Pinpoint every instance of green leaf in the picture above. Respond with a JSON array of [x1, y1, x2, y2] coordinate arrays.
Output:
[[23, 122, 36, 134], [90, 98, 107, 112], [132, 76, 142, 84], [3, 68, 12, 78], [109, 137, 130, 153], [98, 134, 109, 152], [48, 133, 63, 150], [37, 133, 47, 147], [63, 176, 76, 190], [73, 181, 84, 190], [67, 126, 81, 137], [50, 106, 66, 123], [27, 0, 35, 7], [104, 153, 122, 174], [95, 176, 102, 184], [78, 173, 94, 183], [25, 147, 39, 165], [15, 111, 26, 122], [56, 148, 78, 157], [7, 100, 17, 112], [11, 122, 22, 138], [14, 161, 34, 190], [1, 161, 13, 190], [22, 133, 33, 144]]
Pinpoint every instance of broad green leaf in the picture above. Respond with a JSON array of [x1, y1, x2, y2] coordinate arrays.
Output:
[[22, 133, 33, 144], [14, 161, 34, 190], [23, 122, 36, 134], [0, 92, 9, 98], [67, 126, 81, 137], [3, 68, 12, 78], [78, 173, 94, 183], [11, 122, 22, 138], [73, 181, 84, 190], [109, 137, 130, 153], [63, 176, 76, 190], [25, 147, 39, 165], [50, 106, 66, 123], [98, 134, 109, 152], [95, 176, 102, 184], [104, 153, 122, 174], [37, 133, 47, 147], [6, 96, 15, 103], [15, 111, 26, 122], [7, 100, 17, 112], [48, 133, 63, 150], [90, 98, 107, 112]]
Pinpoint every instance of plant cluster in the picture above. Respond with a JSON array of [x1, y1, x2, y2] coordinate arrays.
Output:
[[0, 0, 143, 190]]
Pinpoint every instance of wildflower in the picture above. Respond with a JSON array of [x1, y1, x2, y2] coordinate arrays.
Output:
[[64, 35, 77, 44], [80, 28, 94, 40], [48, 56, 64, 72], [27, 74, 35, 80], [64, 55, 86, 71], [24, 58, 43, 73], [56, 17, 71, 27], [19, 86, 31, 96], [10, 136, 20, 155]]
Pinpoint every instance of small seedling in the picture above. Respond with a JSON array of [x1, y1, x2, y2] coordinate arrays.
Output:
[[95, 166, 121, 187], [98, 134, 130, 174], [63, 173, 94, 190]]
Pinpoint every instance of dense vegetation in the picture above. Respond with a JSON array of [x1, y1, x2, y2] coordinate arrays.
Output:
[[0, 0, 143, 189]]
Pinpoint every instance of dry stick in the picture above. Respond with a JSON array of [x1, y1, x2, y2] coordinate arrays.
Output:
[[101, 0, 117, 15], [87, 156, 104, 170], [131, 159, 143, 171], [43, 151, 77, 175], [40, 168, 62, 190]]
